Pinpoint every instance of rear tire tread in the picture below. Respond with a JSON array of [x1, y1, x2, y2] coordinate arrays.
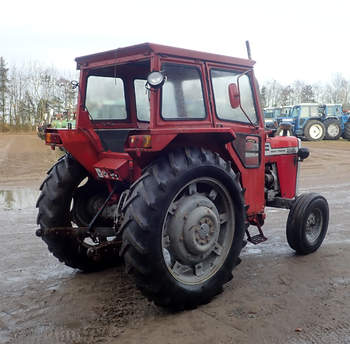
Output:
[[37, 155, 119, 271], [120, 147, 246, 308]]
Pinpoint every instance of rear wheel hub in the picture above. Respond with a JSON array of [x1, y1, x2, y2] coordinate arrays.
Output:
[[168, 195, 220, 264]]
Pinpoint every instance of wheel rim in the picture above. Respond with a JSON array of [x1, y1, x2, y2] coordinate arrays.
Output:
[[162, 177, 235, 285], [309, 124, 323, 139], [327, 124, 339, 137], [72, 178, 112, 227], [70, 178, 116, 246], [305, 208, 323, 244]]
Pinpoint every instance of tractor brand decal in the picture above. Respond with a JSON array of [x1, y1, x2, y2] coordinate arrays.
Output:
[[265, 143, 298, 156], [95, 168, 119, 180]]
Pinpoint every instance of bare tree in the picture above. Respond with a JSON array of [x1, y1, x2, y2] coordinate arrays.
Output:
[[301, 85, 315, 103], [0, 57, 9, 128], [280, 85, 294, 106], [3, 61, 77, 130]]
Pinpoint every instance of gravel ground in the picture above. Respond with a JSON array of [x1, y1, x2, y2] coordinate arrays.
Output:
[[0, 134, 349, 344]]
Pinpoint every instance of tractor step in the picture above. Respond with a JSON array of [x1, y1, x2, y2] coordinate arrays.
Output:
[[247, 234, 267, 245], [245, 226, 267, 245]]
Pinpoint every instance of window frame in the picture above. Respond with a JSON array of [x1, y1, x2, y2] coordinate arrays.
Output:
[[133, 77, 150, 123], [159, 62, 208, 122], [210, 68, 259, 125]]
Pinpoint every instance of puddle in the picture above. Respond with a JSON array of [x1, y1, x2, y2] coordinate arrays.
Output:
[[0, 189, 39, 210]]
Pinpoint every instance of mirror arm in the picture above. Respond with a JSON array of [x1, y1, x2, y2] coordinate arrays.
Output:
[[237, 70, 259, 129], [239, 104, 258, 129]]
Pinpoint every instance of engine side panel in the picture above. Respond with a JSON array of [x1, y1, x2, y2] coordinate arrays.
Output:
[[265, 136, 299, 199]]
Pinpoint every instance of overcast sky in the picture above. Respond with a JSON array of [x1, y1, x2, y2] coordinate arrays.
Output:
[[1, 0, 349, 84]]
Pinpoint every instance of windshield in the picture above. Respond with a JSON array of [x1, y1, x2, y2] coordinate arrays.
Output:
[[291, 107, 299, 117], [280, 107, 291, 116], [264, 111, 274, 119]]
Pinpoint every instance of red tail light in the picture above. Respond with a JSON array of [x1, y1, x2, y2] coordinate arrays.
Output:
[[128, 135, 152, 148], [45, 133, 62, 144]]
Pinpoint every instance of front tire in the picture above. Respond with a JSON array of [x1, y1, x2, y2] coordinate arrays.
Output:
[[304, 120, 325, 141], [286, 193, 329, 254], [120, 148, 246, 309]]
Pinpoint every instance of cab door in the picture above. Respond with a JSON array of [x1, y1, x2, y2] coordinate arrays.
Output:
[[206, 63, 266, 215], [297, 106, 309, 131]]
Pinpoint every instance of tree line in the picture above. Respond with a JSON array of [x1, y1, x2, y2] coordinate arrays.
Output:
[[0, 56, 77, 132], [1, 54, 350, 131], [261, 74, 350, 108]]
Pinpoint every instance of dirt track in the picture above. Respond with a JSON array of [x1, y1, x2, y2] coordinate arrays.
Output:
[[0, 134, 350, 344]]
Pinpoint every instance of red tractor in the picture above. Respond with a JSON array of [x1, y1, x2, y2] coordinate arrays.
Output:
[[36, 43, 329, 309]]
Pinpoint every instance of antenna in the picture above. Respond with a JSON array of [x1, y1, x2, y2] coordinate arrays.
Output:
[[245, 40, 252, 60]]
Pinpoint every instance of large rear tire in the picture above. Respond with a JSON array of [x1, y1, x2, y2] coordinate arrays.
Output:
[[286, 193, 329, 254], [120, 148, 246, 309], [323, 118, 341, 140], [36, 154, 120, 271], [303, 120, 325, 141], [342, 121, 350, 140]]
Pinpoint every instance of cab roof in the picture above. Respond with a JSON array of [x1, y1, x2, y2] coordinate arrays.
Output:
[[75, 42, 255, 69]]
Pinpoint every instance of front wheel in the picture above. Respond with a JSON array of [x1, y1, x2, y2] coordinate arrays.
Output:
[[120, 148, 246, 309], [286, 193, 329, 254]]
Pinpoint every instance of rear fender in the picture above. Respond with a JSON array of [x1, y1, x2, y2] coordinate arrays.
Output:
[[51, 128, 133, 182], [55, 128, 101, 174], [125, 131, 236, 169]]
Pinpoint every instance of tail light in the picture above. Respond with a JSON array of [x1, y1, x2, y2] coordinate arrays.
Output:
[[128, 135, 152, 148], [45, 132, 62, 144]]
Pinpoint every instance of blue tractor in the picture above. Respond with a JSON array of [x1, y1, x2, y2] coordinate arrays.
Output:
[[276, 103, 324, 141], [264, 106, 293, 129], [276, 103, 350, 141], [319, 104, 350, 140]]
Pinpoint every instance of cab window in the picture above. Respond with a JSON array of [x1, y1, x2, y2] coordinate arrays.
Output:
[[310, 106, 319, 117], [85, 76, 127, 120], [161, 63, 206, 120], [211, 69, 258, 124], [300, 107, 309, 118], [134, 79, 150, 121]]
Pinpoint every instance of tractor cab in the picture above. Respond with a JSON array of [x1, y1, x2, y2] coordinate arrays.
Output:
[[320, 104, 343, 117], [291, 103, 320, 132], [47, 43, 263, 183]]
